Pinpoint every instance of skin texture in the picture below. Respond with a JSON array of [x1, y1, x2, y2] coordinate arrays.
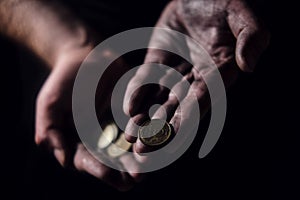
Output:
[[0, 0, 94, 67], [0, 0, 269, 191], [0, 0, 142, 191], [123, 0, 270, 153], [35, 47, 144, 191]]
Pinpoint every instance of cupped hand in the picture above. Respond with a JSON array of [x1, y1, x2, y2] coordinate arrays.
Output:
[[35, 43, 143, 191]]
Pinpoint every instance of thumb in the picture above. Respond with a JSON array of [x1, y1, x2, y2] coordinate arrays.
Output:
[[227, 0, 270, 72], [235, 26, 270, 72]]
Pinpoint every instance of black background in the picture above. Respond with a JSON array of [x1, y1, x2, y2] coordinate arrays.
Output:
[[1, 0, 298, 199]]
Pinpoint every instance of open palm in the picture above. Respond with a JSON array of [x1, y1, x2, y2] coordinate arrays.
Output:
[[124, 0, 270, 153]]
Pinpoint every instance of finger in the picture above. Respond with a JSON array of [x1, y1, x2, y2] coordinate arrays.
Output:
[[123, 5, 190, 117], [123, 61, 192, 147], [134, 138, 157, 154], [151, 98, 178, 121], [49, 130, 70, 165], [155, 62, 193, 105], [143, 28, 192, 104], [227, 0, 270, 72], [152, 71, 193, 120], [167, 79, 210, 152], [123, 63, 188, 144], [96, 55, 130, 119], [123, 57, 186, 117], [35, 127, 72, 167], [74, 144, 135, 191], [126, 142, 164, 172], [123, 64, 161, 116], [132, 95, 199, 160], [119, 153, 145, 182], [134, 72, 193, 153], [35, 95, 73, 167], [124, 113, 149, 143]]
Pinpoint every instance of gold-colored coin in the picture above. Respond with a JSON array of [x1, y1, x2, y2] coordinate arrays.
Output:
[[107, 133, 132, 158], [97, 123, 118, 149], [138, 119, 172, 146]]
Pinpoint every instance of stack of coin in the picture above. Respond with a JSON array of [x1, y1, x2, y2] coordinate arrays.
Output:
[[138, 119, 172, 147], [97, 123, 118, 149], [107, 133, 132, 158], [97, 122, 132, 158], [97, 119, 171, 158]]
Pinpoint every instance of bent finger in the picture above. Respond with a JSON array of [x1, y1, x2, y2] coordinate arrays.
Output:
[[74, 144, 134, 191], [227, 0, 270, 71]]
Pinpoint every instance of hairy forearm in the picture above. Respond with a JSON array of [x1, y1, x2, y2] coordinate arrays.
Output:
[[0, 0, 93, 66]]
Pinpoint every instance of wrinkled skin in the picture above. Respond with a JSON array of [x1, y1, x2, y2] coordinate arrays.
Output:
[[0, 0, 145, 191], [8, 0, 270, 191], [123, 0, 270, 153]]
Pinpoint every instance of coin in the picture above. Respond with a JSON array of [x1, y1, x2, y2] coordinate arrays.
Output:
[[138, 119, 172, 146], [97, 123, 118, 149], [107, 133, 132, 158]]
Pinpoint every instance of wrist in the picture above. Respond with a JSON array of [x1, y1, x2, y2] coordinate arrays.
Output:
[[0, 0, 100, 68], [46, 25, 99, 69]]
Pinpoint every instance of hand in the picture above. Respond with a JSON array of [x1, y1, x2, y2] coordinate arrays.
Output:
[[1, 0, 144, 191], [35, 43, 142, 191], [123, 0, 270, 153]]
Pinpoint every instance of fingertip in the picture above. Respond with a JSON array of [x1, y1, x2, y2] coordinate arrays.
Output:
[[236, 28, 270, 72], [128, 104, 138, 117], [125, 113, 149, 143], [227, 0, 270, 72], [236, 29, 255, 72], [73, 143, 86, 171], [123, 97, 140, 117], [123, 91, 134, 117], [34, 133, 42, 145], [54, 148, 67, 167], [236, 51, 254, 72], [134, 139, 152, 154], [123, 102, 131, 116], [34, 128, 48, 146], [123, 81, 145, 117], [125, 133, 137, 143]]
